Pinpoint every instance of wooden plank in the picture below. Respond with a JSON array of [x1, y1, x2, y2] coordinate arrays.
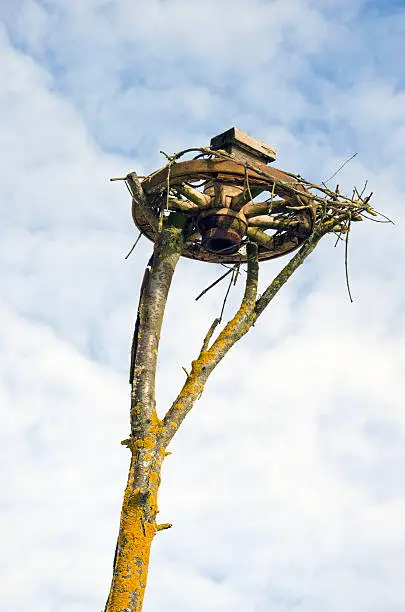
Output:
[[210, 127, 276, 164]]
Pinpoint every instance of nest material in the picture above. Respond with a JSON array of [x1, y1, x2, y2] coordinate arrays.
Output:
[[127, 147, 380, 264]]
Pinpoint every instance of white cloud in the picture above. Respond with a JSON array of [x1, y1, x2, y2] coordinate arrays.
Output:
[[0, 0, 404, 610]]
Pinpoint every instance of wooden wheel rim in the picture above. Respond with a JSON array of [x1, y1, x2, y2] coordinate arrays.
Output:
[[132, 158, 315, 264]]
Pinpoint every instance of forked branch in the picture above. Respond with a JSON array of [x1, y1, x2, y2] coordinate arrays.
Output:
[[160, 241, 259, 448], [159, 225, 330, 450]]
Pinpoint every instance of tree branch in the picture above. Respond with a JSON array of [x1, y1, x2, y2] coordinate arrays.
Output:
[[160, 242, 259, 448], [253, 228, 324, 321], [199, 318, 221, 354], [157, 523, 173, 531], [159, 227, 328, 449], [130, 218, 184, 493]]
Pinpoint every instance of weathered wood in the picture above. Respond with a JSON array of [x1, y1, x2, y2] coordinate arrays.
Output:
[[168, 197, 199, 212], [242, 200, 289, 217], [126, 173, 158, 234], [231, 185, 267, 211], [141, 159, 300, 196], [176, 183, 211, 208], [248, 215, 299, 230], [134, 159, 314, 263], [203, 182, 243, 209], [246, 227, 275, 250], [210, 127, 277, 164]]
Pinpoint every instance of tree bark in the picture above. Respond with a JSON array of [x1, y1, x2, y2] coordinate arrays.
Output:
[[104, 216, 184, 612]]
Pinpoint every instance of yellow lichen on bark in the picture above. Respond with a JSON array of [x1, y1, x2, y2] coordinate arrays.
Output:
[[105, 477, 158, 612]]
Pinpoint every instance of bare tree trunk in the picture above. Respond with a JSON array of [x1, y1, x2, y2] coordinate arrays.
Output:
[[104, 216, 184, 612]]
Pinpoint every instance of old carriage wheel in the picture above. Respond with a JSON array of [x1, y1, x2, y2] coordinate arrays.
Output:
[[130, 157, 315, 264]]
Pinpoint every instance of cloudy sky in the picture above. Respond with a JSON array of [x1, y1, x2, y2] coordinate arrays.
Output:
[[1, 0, 405, 610]]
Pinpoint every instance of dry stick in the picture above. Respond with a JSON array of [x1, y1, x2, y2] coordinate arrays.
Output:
[[157, 524, 172, 532], [125, 232, 143, 259], [345, 215, 354, 303], [282, 169, 362, 203], [268, 179, 276, 213], [359, 180, 368, 199], [221, 262, 246, 274], [323, 152, 358, 185], [195, 268, 233, 301], [361, 204, 394, 225], [125, 180, 134, 198], [362, 214, 394, 224], [334, 224, 346, 247], [244, 163, 254, 203], [219, 267, 235, 323], [353, 186, 363, 200], [111, 176, 148, 181], [233, 259, 242, 285]]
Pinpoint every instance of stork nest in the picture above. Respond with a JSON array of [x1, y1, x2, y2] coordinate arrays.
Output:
[[121, 146, 384, 265]]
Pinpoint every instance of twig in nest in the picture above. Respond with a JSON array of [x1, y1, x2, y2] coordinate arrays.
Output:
[[244, 164, 253, 203], [233, 260, 241, 285], [362, 213, 394, 224], [334, 229, 345, 247], [268, 179, 276, 212], [345, 214, 354, 303], [363, 192, 373, 205], [324, 152, 358, 184], [219, 267, 235, 323], [125, 232, 143, 259], [359, 180, 368, 199], [160, 150, 176, 162], [221, 263, 247, 275], [195, 268, 233, 301], [157, 152, 176, 234], [111, 176, 147, 181], [124, 180, 133, 198]]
